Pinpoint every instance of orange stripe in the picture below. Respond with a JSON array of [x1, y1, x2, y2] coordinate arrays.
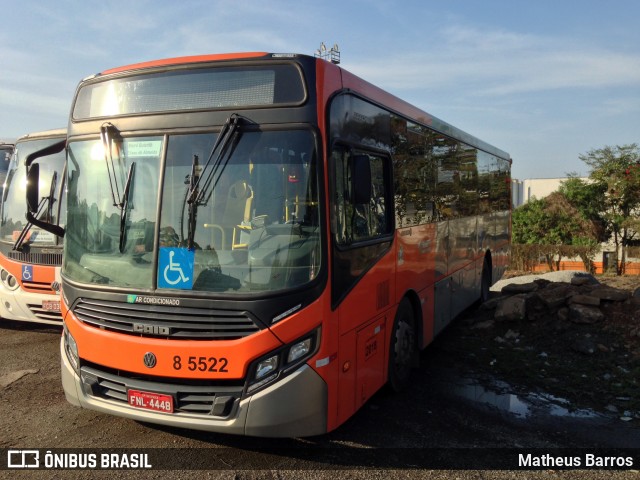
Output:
[[101, 52, 270, 75]]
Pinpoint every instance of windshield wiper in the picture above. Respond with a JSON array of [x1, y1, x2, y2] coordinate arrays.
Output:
[[100, 122, 124, 208], [100, 122, 137, 253], [119, 162, 136, 253], [185, 155, 199, 250], [13, 172, 58, 251], [183, 114, 244, 249], [187, 114, 243, 206]]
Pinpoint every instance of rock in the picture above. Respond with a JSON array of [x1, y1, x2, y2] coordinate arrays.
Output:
[[569, 294, 601, 307], [569, 304, 604, 324], [557, 307, 569, 322], [571, 337, 597, 355], [537, 287, 570, 310], [590, 287, 630, 302], [494, 294, 527, 322], [533, 278, 552, 288], [571, 276, 593, 286], [633, 287, 640, 299], [554, 318, 572, 333], [471, 319, 496, 330], [501, 282, 538, 294], [524, 293, 548, 321], [0, 369, 39, 389], [480, 296, 502, 311], [504, 329, 519, 339]]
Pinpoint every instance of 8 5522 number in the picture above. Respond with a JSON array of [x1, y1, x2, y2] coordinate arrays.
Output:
[[173, 355, 229, 372]]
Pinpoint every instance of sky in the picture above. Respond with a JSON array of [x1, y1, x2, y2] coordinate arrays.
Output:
[[1, 0, 639, 180]]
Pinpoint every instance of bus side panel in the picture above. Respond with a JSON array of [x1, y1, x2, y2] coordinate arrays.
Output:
[[448, 216, 481, 318], [493, 210, 511, 282], [355, 315, 386, 408], [335, 325, 356, 427], [336, 249, 395, 337], [394, 225, 436, 348], [336, 314, 388, 426], [335, 248, 395, 425], [434, 221, 448, 280]]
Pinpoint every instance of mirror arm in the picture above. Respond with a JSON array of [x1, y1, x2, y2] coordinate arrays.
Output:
[[25, 211, 65, 238], [24, 139, 67, 238]]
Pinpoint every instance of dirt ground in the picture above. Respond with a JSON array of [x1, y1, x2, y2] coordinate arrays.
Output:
[[438, 272, 640, 421], [1, 272, 639, 478]]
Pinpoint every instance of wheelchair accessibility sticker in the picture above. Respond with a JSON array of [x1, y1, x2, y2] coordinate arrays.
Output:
[[22, 265, 33, 282], [158, 247, 194, 289]]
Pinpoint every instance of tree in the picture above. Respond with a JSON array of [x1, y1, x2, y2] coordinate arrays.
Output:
[[559, 176, 608, 240], [578, 144, 640, 274], [512, 192, 599, 271]]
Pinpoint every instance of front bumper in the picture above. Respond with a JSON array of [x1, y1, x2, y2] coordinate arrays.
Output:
[[0, 288, 62, 325], [60, 337, 328, 437]]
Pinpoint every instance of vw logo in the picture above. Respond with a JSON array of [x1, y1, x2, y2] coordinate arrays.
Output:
[[143, 352, 157, 368]]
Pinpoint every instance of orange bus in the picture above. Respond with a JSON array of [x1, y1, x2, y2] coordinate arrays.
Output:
[[0, 129, 66, 324], [29, 53, 511, 436]]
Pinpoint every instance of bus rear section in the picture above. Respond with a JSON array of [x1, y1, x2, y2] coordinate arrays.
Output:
[[0, 128, 66, 325], [34, 52, 511, 437]]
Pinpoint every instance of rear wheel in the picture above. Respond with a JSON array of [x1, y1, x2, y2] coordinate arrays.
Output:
[[388, 298, 416, 392]]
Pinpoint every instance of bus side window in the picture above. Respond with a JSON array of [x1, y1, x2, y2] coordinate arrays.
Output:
[[332, 149, 392, 245]]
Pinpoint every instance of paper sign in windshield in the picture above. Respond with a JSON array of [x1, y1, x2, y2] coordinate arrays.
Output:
[[126, 141, 162, 158]]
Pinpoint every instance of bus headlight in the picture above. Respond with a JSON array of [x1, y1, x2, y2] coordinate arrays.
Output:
[[287, 337, 312, 363], [255, 355, 279, 380], [246, 328, 320, 394], [63, 325, 80, 373], [0, 268, 20, 291]]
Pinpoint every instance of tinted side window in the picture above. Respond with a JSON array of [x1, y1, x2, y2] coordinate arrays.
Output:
[[332, 148, 392, 245]]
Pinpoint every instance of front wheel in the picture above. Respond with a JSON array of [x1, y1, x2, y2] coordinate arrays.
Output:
[[388, 299, 416, 392]]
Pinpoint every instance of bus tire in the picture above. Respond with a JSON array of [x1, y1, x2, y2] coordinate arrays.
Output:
[[388, 298, 416, 392], [480, 256, 492, 303]]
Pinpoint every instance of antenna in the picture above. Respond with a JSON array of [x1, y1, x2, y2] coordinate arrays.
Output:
[[314, 42, 340, 64]]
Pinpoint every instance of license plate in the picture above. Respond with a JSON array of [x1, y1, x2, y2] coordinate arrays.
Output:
[[127, 389, 174, 413], [42, 300, 61, 312]]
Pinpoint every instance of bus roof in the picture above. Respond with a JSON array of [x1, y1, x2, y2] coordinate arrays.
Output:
[[16, 128, 67, 142], [88, 52, 510, 161], [98, 52, 271, 76]]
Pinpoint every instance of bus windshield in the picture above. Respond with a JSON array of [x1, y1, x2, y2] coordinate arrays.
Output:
[[0, 139, 66, 248], [63, 129, 322, 293]]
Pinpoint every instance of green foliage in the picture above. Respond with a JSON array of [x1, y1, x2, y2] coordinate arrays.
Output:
[[513, 144, 640, 274], [578, 144, 640, 274], [559, 177, 608, 242], [512, 192, 601, 271]]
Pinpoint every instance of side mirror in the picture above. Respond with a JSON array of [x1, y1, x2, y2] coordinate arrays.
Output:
[[26, 163, 40, 213], [350, 154, 372, 204], [24, 139, 66, 239]]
